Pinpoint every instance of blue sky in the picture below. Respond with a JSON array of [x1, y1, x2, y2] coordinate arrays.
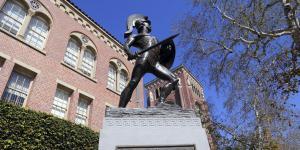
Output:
[[70, 0, 299, 113]]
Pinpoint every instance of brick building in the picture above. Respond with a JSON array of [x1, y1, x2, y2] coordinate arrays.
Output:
[[0, 0, 144, 132], [145, 65, 216, 149]]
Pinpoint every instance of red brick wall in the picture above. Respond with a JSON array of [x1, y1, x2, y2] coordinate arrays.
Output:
[[146, 66, 204, 109], [145, 66, 216, 149], [0, 0, 144, 132]]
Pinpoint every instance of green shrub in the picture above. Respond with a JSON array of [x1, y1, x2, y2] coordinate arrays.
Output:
[[0, 102, 99, 149]]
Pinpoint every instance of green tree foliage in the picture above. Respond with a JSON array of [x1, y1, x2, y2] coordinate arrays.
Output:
[[177, 0, 299, 149], [0, 102, 99, 149]]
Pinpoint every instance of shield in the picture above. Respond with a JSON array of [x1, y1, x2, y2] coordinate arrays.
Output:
[[159, 39, 176, 69]]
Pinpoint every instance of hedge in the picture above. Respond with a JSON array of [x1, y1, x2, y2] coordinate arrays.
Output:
[[0, 102, 99, 149]]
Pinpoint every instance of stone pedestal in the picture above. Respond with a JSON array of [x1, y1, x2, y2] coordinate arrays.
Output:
[[99, 104, 211, 150]]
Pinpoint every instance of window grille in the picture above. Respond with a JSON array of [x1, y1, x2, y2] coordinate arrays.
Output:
[[81, 48, 95, 76], [25, 17, 49, 49], [51, 88, 70, 119], [64, 38, 80, 67], [119, 70, 128, 92], [75, 98, 89, 125], [2, 71, 31, 106], [107, 63, 117, 90], [0, 1, 26, 35]]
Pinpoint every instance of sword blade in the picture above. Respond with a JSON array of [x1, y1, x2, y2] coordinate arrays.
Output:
[[137, 33, 179, 55]]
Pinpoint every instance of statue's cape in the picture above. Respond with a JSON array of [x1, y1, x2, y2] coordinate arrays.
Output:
[[159, 39, 176, 69]]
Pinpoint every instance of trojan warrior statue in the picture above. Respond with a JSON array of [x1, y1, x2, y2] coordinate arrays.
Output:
[[119, 14, 178, 108]]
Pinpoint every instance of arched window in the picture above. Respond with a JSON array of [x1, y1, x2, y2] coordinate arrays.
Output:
[[24, 16, 49, 49], [0, 0, 27, 35], [63, 33, 97, 78], [118, 70, 128, 92], [81, 48, 95, 76], [107, 63, 117, 90], [64, 38, 81, 68], [107, 59, 129, 93]]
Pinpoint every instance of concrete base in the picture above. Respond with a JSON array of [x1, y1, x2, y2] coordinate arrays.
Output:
[[99, 104, 211, 150]]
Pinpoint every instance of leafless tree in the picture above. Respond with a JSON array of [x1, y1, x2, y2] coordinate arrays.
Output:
[[176, 0, 300, 149]]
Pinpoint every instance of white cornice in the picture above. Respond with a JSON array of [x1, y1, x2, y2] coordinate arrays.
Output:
[[49, 0, 130, 61]]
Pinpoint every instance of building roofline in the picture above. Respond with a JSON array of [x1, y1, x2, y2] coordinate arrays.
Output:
[[144, 64, 204, 89], [65, 0, 123, 48]]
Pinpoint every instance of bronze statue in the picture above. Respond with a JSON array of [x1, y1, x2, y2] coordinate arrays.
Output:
[[119, 14, 178, 108]]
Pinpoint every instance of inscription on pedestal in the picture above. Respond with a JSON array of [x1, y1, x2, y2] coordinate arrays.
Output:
[[100, 105, 211, 150]]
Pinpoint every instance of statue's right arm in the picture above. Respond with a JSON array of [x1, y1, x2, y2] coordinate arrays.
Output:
[[124, 36, 136, 60]]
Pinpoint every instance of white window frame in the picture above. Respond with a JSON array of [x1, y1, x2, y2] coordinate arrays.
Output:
[[81, 48, 95, 77], [0, 0, 27, 35], [118, 70, 128, 92], [75, 97, 90, 125], [107, 63, 117, 90], [64, 38, 81, 68], [24, 16, 49, 49], [51, 88, 71, 119], [1, 71, 32, 106]]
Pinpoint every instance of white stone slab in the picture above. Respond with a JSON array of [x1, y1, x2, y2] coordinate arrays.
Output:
[[99, 106, 211, 150]]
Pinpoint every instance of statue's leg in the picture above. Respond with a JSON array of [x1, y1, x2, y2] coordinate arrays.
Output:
[[152, 63, 179, 103], [118, 65, 145, 108]]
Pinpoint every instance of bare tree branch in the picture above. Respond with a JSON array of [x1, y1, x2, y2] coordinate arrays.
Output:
[[178, 0, 300, 148], [197, 37, 233, 52], [212, 121, 256, 149], [212, 1, 293, 38]]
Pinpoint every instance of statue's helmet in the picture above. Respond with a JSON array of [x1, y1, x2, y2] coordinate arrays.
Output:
[[124, 14, 151, 38]]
